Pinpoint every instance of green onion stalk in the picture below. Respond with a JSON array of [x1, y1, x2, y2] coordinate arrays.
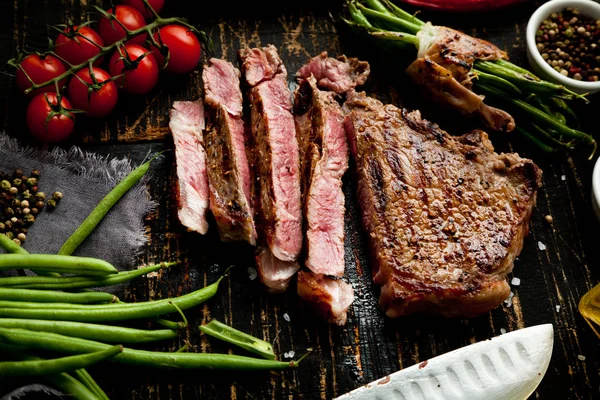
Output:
[[342, 0, 596, 158]]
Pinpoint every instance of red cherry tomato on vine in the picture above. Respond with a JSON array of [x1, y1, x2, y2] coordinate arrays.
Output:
[[54, 25, 105, 67], [26, 92, 76, 143], [109, 44, 159, 95], [68, 67, 119, 118], [121, 0, 164, 19], [151, 25, 202, 74], [15, 54, 67, 97], [98, 6, 147, 46]]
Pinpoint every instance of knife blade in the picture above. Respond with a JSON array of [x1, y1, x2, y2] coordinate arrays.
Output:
[[334, 324, 554, 400]]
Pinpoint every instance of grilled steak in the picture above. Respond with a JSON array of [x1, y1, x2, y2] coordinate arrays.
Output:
[[296, 51, 370, 95], [203, 58, 257, 245], [168, 100, 210, 235], [239, 45, 303, 263], [344, 91, 542, 318], [296, 270, 355, 326], [405, 23, 515, 132], [294, 75, 348, 277]]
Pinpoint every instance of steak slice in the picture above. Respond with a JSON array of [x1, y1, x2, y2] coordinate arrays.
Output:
[[296, 270, 355, 326], [255, 247, 300, 293], [239, 45, 303, 262], [294, 75, 348, 277], [344, 91, 542, 318], [168, 100, 210, 235], [203, 58, 257, 245], [295, 51, 370, 95]]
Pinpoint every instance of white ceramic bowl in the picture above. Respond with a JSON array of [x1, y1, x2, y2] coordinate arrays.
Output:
[[593, 156, 600, 223], [526, 0, 600, 95]]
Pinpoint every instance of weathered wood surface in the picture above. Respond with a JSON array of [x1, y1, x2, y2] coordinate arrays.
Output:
[[1, 0, 599, 399]]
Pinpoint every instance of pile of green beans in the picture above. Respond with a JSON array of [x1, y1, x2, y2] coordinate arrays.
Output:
[[342, 0, 597, 158], [0, 150, 306, 400]]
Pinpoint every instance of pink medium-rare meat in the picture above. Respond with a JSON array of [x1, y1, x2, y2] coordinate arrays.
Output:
[[344, 90, 542, 318], [168, 100, 209, 235], [294, 75, 348, 277], [255, 247, 300, 293], [295, 51, 370, 95], [296, 270, 355, 326], [203, 58, 257, 245], [239, 45, 303, 262]]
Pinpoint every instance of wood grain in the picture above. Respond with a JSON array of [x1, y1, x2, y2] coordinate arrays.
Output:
[[0, 1, 599, 399]]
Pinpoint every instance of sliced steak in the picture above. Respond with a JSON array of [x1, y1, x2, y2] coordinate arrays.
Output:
[[168, 100, 210, 235], [255, 247, 300, 293], [294, 75, 348, 277], [296, 270, 355, 326], [239, 45, 303, 262], [344, 91, 542, 318], [203, 58, 256, 245], [296, 51, 370, 95]]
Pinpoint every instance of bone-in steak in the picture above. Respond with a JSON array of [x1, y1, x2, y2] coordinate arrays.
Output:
[[168, 100, 210, 235], [203, 58, 257, 245], [344, 91, 542, 318]]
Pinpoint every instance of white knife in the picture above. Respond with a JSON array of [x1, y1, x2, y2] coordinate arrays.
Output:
[[334, 324, 554, 400]]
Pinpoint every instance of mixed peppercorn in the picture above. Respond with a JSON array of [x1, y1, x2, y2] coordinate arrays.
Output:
[[0, 168, 62, 246], [535, 7, 600, 82]]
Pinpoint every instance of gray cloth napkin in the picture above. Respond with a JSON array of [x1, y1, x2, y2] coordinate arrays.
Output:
[[0, 132, 157, 271]]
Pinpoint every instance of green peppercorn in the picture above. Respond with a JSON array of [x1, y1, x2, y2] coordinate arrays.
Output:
[[30, 169, 40, 178], [24, 214, 35, 224], [12, 238, 21, 246], [5, 208, 14, 217], [21, 190, 32, 200], [4, 221, 12, 230], [52, 191, 63, 201], [12, 178, 21, 187], [46, 199, 57, 210], [11, 198, 21, 208], [5, 232, 14, 240], [35, 192, 45, 201], [0, 222, 5, 231], [1, 180, 10, 191], [26, 177, 37, 187]]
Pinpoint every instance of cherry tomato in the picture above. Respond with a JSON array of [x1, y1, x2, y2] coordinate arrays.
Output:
[[54, 25, 105, 67], [109, 44, 159, 95], [15, 54, 67, 97], [98, 6, 147, 46], [26, 92, 75, 143], [68, 67, 119, 118], [121, 0, 164, 19], [151, 25, 201, 74]]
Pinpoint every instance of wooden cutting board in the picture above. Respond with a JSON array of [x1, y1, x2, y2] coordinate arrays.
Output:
[[0, 1, 598, 399]]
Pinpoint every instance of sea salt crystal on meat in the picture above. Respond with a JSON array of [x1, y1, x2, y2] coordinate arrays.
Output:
[[504, 291, 515, 307], [538, 241, 547, 251], [283, 313, 290, 322], [500, 328, 506, 334], [248, 267, 258, 280], [511, 277, 521, 286], [556, 305, 561, 312]]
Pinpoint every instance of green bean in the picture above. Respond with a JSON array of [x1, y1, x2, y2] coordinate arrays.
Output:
[[515, 126, 560, 153], [200, 319, 275, 360], [0, 270, 226, 321], [0, 261, 175, 290], [72, 369, 109, 400], [0, 233, 28, 255], [42, 368, 100, 400], [0, 288, 117, 304], [154, 317, 187, 330], [474, 68, 522, 96], [357, 3, 421, 34], [551, 97, 580, 128], [58, 152, 162, 256], [0, 327, 308, 371], [369, 31, 420, 46], [0, 318, 177, 343], [0, 345, 122, 376], [493, 59, 541, 78], [347, 1, 374, 28], [475, 60, 585, 100], [0, 254, 118, 276], [380, 0, 424, 26]]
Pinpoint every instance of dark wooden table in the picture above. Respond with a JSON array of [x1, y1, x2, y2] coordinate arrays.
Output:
[[1, 1, 599, 399]]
